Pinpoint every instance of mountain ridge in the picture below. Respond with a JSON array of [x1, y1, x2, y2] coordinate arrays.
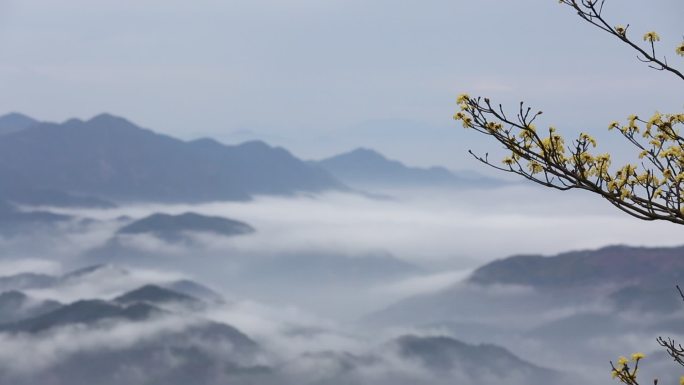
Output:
[[0, 113, 345, 204], [314, 147, 503, 189]]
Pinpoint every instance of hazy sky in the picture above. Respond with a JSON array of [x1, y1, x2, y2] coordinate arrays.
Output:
[[0, 0, 681, 169]]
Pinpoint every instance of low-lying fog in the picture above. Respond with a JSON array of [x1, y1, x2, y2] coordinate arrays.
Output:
[[1, 185, 682, 385], [4, 185, 682, 317], [33, 184, 684, 264]]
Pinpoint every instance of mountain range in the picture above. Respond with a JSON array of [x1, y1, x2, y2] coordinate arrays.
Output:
[[0, 113, 343, 205], [0, 264, 562, 385], [0, 112, 502, 210], [314, 147, 502, 189], [367, 244, 684, 327], [468, 244, 684, 288]]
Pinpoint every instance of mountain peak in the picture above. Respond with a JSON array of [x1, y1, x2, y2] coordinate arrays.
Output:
[[0, 112, 36, 123], [237, 140, 272, 150], [61, 264, 129, 282], [87, 113, 138, 128], [347, 147, 388, 160], [117, 212, 255, 241], [190, 137, 223, 147], [114, 284, 200, 306], [0, 112, 39, 135]]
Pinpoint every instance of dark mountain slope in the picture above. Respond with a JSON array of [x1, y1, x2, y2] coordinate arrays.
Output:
[[0, 300, 163, 333], [468, 244, 684, 288], [113, 284, 201, 306], [117, 212, 254, 241], [0, 291, 61, 323], [394, 335, 556, 380]]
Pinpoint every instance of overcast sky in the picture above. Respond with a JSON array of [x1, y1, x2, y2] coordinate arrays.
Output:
[[0, 0, 681, 170]]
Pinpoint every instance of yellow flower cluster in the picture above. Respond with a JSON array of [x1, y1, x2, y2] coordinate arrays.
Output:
[[453, 94, 476, 128], [453, 91, 684, 209], [631, 353, 645, 361], [611, 353, 645, 384]]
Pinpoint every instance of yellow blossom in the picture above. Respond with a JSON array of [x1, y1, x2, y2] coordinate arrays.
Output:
[[675, 173, 684, 183], [528, 161, 543, 174], [453, 112, 466, 121], [676, 41, 684, 57], [615, 25, 626, 36], [580, 133, 597, 147], [680, 375, 684, 385], [643, 31, 660, 43], [485, 122, 502, 132], [631, 352, 645, 361], [617, 356, 629, 367], [456, 93, 470, 104], [620, 188, 631, 199], [647, 112, 663, 129]]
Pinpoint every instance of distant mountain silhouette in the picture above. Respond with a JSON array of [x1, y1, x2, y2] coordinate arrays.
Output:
[[393, 335, 557, 381], [0, 300, 164, 333], [0, 112, 38, 135], [114, 284, 202, 307], [365, 245, 684, 332], [0, 265, 225, 306], [315, 148, 502, 188], [297, 335, 560, 385], [0, 271, 58, 291], [0, 280, 263, 385], [468, 244, 684, 288], [0, 113, 344, 203], [0, 291, 61, 324], [0, 199, 73, 233], [117, 212, 255, 241], [164, 279, 225, 303], [0, 184, 115, 208]]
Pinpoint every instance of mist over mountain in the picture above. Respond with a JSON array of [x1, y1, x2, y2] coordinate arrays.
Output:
[[0, 262, 566, 385], [113, 284, 203, 307], [0, 280, 264, 385], [367, 245, 684, 326], [362, 243, 684, 384], [0, 199, 73, 233], [0, 112, 676, 385], [117, 212, 255, 242], [393, 335, 558, 383], [315, 148, 503, 189], [468, 244, 684, 288], [0, 113, 344, 204], [0, 272, 58, 292], [0, 291, 61, 324]]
